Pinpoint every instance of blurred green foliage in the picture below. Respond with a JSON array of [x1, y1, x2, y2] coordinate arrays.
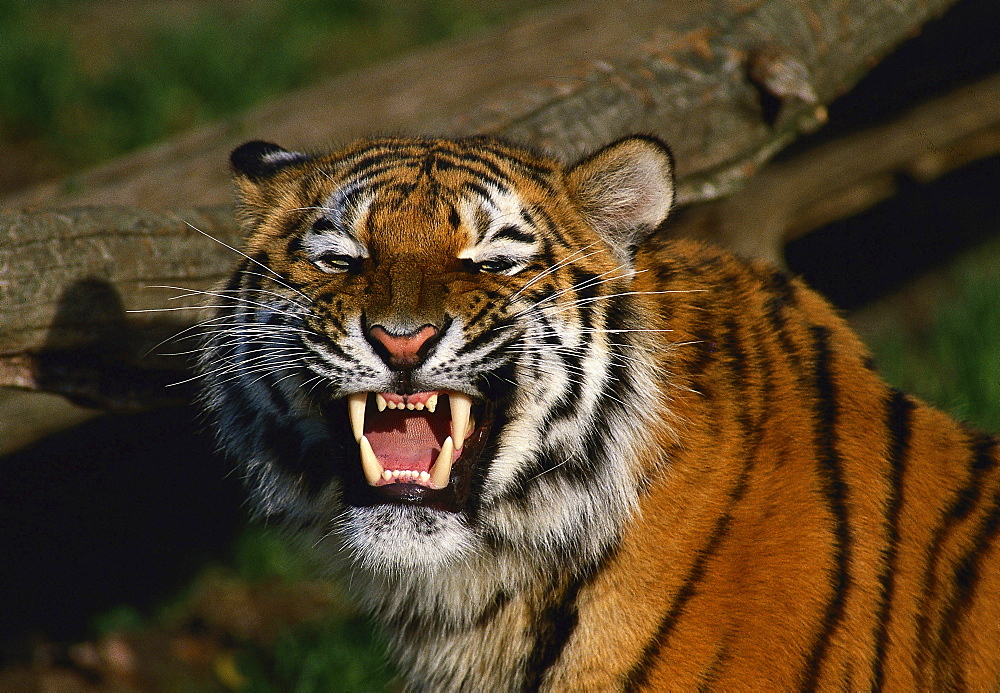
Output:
[[870, 243, 1000, 433], [0, 0, 547, 173], [237, 613, 393, 692]]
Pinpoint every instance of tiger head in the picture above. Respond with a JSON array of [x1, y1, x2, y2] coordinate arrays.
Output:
[[200, 136, 675, 576]]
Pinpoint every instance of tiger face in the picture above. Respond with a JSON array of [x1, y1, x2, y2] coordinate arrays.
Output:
[[201, 136, 675, 574]]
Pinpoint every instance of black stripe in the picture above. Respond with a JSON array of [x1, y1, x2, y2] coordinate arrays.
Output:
[[800, 325, 852, 690], [521, 579, 582, 690], [341, 161, 419, 192], [914, 431, 998, 677], [492, 224, 536, 244], [521, 549, 615, 691], [222, 260, 249, 300], [623, 510, 732, 690], [871, 389, 914, 691], [530, 204, 572, 249], [341, 150, 406, 180], [475, 590, 511, 627], [625, 302, 766, 690], [699, 636, 734, 690], [463, 181, 494, 204], [930, 434, 999, 685], [437, 150, 519, 186], [453, 143, 555, 190], [763, 270, 803, 374], [463, 138, 556, 177]]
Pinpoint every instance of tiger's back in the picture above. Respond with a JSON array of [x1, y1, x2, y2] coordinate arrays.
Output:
[[200, 134, 1000, 690], [556, 240, 1000, 689]]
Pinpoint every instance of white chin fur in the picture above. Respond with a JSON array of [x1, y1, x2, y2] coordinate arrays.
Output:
[[341, 505, 476, 573]]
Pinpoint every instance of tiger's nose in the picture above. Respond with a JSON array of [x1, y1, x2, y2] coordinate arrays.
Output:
[[367, 324, 440, 370]]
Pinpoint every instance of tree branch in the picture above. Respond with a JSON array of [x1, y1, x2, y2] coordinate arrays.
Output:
[[669, 71, 1000, 264], [0, 0, 963, 415], [4, 0, 956, 210]]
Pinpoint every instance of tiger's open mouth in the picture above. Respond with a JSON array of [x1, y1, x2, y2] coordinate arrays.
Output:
[[337, 390, 493, 510]]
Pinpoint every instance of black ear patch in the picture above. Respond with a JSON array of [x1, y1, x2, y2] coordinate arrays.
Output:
[[230, 140, 312, 181]]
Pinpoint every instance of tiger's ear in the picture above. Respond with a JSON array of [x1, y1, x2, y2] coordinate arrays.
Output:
[[566, 136, 675, 265], [230, 141, 313, 226], [230, 140, 312, 181]]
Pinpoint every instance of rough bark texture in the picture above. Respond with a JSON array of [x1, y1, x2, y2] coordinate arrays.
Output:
[[0, 0, 964, 417], [0, 207, 239, 409], [3, 0, 956, 210], [669, 71, 1000, 265]]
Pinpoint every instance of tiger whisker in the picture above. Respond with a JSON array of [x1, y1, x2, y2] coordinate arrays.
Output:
[[178, 219, 312, 302], [144, 285, 306, 321], [507, 245, 601, 302], [512, 266, 637, 318]]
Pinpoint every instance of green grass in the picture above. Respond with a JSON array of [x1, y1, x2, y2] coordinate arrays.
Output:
[[868, 244, 1000, 433], [236, 613, 393, 692]]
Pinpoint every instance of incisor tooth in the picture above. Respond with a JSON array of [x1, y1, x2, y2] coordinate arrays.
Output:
[[450, 392, 472, 450], [359, 436, 383, 486], [375, 393, 387, 412], [426, 393, 438, 413], [406, 402, 415, 410], [347, 392, 367, 442], [430, 436, 455, 489]]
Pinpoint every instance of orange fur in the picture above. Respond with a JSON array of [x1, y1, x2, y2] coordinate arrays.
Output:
[[202, 135, 1000, 690]]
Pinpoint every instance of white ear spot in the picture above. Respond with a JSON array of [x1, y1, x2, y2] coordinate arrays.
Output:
[[566, 136, 675, 263]]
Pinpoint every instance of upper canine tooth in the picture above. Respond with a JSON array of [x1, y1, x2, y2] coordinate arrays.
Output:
[[430, 436, 455, 489], [426, 394, 438, 413], [347, 392, 367, 442], [450, 392, 472, 450], [375, 393, 387, 412], [359, 436, 384, 486]]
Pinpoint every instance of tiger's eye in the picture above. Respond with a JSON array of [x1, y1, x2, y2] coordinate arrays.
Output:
[[314, 253, 361, 274], [463, 258, 516, 274]]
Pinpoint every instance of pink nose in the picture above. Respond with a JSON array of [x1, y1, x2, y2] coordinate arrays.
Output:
[[368, 325, 439, 369]]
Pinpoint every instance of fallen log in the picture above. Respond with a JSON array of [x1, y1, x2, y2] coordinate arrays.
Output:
[[0, 0, 963, 417]]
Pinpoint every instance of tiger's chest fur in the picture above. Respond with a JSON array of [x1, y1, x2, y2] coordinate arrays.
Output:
[[199, 135, 1000, 690]]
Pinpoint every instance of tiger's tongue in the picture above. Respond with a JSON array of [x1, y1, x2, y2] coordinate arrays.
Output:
[[365, 409, 451, 471]]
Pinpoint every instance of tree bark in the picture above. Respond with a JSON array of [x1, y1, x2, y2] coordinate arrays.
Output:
[[669, 71, 1000, 265], [3, 0, 956, 210], [0, 0, 963, 415]]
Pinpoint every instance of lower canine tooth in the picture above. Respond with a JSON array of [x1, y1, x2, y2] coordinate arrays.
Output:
[[348, 392, 367, 443], [430, 436, 455, 489], [359, 436, 383, 486]]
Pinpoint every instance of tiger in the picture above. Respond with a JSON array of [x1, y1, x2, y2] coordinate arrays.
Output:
[[197, 134, 1000, 690]]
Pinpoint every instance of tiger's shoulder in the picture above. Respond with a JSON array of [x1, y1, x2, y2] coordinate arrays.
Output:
[[571, 238, 1000, 690]]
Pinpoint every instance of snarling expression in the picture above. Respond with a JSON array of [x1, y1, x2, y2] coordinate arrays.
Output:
[[199, 136, 674, 572]]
